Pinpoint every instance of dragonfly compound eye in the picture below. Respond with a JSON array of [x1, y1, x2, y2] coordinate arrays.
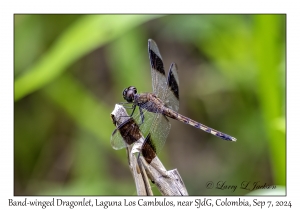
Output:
[[131, 86, 137, 94], [122, 88, 127, 98], [123, 86, 137, 102]]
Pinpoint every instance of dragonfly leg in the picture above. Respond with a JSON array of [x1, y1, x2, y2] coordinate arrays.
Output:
[[129, 105, 136, 117]]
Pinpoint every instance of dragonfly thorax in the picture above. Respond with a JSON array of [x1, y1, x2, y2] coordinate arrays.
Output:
[[123, 86, 137, 102]]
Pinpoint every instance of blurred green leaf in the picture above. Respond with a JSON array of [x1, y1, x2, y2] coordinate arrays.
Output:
[[43, 73, 112, 147], [15, 15, 162, 101], [43, 72, 131, 165], [107, 27, 151, 94], [253, 15, 285, 185]]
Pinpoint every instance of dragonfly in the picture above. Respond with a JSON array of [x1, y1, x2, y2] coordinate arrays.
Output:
[[111, 39, 236, 155]]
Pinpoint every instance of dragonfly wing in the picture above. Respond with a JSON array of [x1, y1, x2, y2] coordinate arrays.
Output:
[[111, 116, 143, 150], [111, 127, 128, 150], [163, 63, 180, 112], [148, 39, 168, 99], [147, 113, 171, 154], [134, 101, 171, 154], [112, 106, 171, 153], [135, 106, 157, 139], [111, 102, 159, 151]]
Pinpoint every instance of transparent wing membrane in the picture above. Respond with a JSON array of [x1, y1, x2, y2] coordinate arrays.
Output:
[[146, 114, 171, 154], [111, 126, 128, 150], [148, 39, 168, 100]]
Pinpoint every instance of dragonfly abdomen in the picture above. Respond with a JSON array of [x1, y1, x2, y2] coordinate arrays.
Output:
[[164, 108, 236, 142], [163, 108, 197, 126]]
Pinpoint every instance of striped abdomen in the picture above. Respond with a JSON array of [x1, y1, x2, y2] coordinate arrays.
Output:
[[163, 108, 236, 142]]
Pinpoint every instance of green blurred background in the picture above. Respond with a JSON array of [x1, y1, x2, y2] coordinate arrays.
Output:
[[14, 14, 286, 195]]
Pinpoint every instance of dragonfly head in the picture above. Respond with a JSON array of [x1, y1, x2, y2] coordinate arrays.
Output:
[[123, 86, 137, 102]]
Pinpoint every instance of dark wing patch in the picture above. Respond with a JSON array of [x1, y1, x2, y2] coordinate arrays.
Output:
[[148, 39, 165, 75], [141, 133, 157, 164], [149, 48, 165, 75], [111, 117, 142, 150], [167, 63, 179, 100], [164, 63, 180, 112]]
